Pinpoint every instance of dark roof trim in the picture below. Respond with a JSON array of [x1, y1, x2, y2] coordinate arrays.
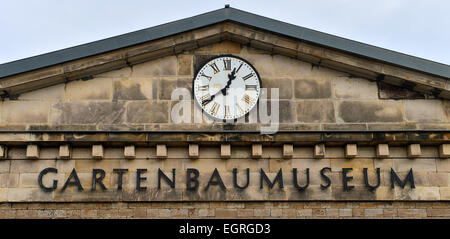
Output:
[[1, 7, 449, 79]]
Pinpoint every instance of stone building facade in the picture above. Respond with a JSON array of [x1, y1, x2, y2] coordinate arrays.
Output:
[[0, 7, 449, 218]]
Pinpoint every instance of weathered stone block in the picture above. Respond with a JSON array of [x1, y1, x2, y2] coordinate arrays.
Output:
[[339, 208, 352, 217], [19, 84, 65, 100], [124, 145, 136, 159], [51, 102, 125, 125], [267, 100, 294, 123], [239, 49, 312, 78], [26, 145, 39, 159], [397, 209, 426, 218], [215, 208, 237, 218], [221, 144, 231, 159], [59, 145, 71, 159], [75, 160, 120, 174], [252, 144, 262, 158], [127, 101, 169, 123], [10, 160, 55, 173], [19, 173, 47, 188], [376, 144, 389, 158], [254, 208, 270, 217], [393, 158, 436, 172], [270, 208, 283, 217], [156, 144, 167, 159], [260, 78, 292, 99], [330, 158, 373, 170], [325, 208, 339, 217], [188, 144, 199, 159], [294, 79, 331, 99], [0, 145, 6, 159], [439, 144, 450, 158], [407, 144, 421, 158], [337, 101, 403, 123], [7, 188, 54, 202], [195, 41, 241, 54], [365, 208, 383, 217], [159, 78, 192, 100], [333, 77, 378, 99], [440, 187, 450, 200], [3, 101, 50, 124], [177, 54, 192, 76], [417, 187, 440, 200], [378, 81, 425, 99], [436, 158, 450, 172], [427, 208, 450, 217], [198, 208, 215, 217], [131, 56, 177, 77], [296, 101, 335, 123], [314, 144, 325, 159], [426, 173, 448, 187], [237, 209, 254, 218], [404, 100, 445, 122], [332, 187, 376, 201], [193, 54, 217, 73], [0, 160, 11, 173], [283, 144, 293, 159], [345, 144, 357, 159], [66, 78, 112, 100], [296, 209, 312, 217], [92, 145, 104, 160], [113, 78, 153, 100]]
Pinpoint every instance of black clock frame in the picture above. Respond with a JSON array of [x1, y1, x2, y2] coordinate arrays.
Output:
[[192, 54, 263, 123]]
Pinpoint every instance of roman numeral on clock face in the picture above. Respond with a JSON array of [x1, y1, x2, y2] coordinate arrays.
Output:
[[200, 73, 212, 81], [198, 85, 209, 91], [209, 63, 220, 74], [242, 94, 255, 105], [201, 94, 211, 106], [236, 103, 244, 115], [224, 105, 231, 118], [242, 73, 254, 81], [223, 59, 231, 71], [246, 84, 257, 91], [210, 102, 220, 116]]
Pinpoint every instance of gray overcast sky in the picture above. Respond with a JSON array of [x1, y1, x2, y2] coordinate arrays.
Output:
[[1, 0, 449, 65]]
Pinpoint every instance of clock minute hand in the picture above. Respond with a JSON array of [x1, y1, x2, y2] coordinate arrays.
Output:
[[202, 83, 226, 106], [201, 93, 216, 106], [202, 68, 237, 106], [221, 68, 237, 95]]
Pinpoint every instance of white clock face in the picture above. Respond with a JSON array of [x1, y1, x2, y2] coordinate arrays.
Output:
[[193, 55, 261, 120]]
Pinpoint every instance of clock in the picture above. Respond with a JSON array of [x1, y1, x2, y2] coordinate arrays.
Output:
[[193, 55, 261, 121]]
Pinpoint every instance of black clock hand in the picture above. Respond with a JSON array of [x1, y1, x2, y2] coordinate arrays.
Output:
[[201, 94, 216, 106], [221, 68, 237, 95], [202, 68, 237, 106], [202, 83, 227, 106]]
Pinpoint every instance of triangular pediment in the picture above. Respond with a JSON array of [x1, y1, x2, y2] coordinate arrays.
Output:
[[3, 40, 440, 133], [0, 7, 448, 99]]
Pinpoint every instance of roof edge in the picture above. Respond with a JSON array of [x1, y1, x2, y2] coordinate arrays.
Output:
[[0, 7, 449, 79]]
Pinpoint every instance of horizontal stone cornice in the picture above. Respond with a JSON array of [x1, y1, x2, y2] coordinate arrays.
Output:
[[0, 131, 449, 146]]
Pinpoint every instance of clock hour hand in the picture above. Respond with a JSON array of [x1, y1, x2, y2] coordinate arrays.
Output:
[[202, 68, 237, 106], [201, 94, 215, 106], [221, 68, 237, 95], [202, 85, 224, 106]]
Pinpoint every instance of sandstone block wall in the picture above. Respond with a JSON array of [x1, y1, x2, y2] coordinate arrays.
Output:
[[1, 202, 449, 219], [0, 41, 448, 131]]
